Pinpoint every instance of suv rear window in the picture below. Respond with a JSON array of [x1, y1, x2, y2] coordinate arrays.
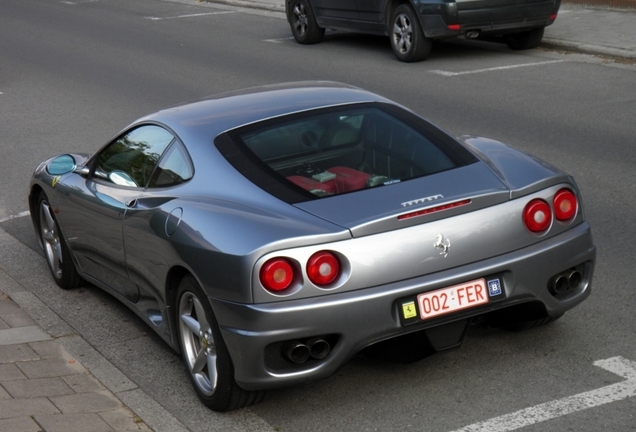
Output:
[[217, 103, 476, 203]]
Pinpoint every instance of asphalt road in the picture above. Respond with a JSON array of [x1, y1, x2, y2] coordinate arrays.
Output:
[[1, 0, 635, 431]]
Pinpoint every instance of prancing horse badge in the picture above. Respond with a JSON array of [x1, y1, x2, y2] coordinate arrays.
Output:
[[434, 234, 451, 258]]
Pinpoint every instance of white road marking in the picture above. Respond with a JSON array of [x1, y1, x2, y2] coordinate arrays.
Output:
[[0, 211, 30, 224], [449, 356, 636, 432], [429, 60, 564, 77], [145, 11, 236, 21], [263, 36, 295, 43], [60, 0, 99, 4]]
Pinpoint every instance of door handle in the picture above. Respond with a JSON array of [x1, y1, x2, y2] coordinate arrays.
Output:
[[126, 199, 138, 208]]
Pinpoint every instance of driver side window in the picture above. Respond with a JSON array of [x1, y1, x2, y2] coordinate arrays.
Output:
[[94, 125, 174, 188]]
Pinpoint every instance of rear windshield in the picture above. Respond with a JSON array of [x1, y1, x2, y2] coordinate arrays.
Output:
[[217, 103, 476, 203]]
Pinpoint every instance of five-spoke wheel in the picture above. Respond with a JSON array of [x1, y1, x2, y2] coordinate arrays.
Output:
[[176, 276, 264, 411], [178, 289, 218, 397], [38, 191, 82, 289]]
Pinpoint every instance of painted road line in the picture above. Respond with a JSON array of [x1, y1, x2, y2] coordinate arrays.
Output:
[[145, 11, 236, 20], [0, 211, 30, 224], [429, 60, 564, 77], [263, 36, 295, 43], [449, 356, 636, 432]]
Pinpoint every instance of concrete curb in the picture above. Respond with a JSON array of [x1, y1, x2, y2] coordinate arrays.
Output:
[[542, 38, 636, 59]]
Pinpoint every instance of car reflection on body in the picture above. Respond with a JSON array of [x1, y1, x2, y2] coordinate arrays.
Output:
[[29, 82, 595, 411]]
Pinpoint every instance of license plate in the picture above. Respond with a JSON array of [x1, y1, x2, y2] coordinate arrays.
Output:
[[417, 278, 488, 320]]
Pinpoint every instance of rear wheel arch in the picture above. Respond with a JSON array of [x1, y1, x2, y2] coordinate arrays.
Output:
[[165, 265, 194, 352], [173, 273, 265, 411], [384, 0, 410, 29]]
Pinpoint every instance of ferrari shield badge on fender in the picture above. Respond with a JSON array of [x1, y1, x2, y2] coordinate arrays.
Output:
[[51, 176, 61, 187]]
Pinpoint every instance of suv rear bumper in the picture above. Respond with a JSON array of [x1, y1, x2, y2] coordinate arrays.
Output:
[[415, 0, 560, 39]]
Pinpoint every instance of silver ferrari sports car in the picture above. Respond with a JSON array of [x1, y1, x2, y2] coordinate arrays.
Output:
[[29, 82, 595, 411]]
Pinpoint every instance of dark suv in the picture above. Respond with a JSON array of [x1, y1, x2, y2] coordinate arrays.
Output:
[[285, 0, 560, 62]]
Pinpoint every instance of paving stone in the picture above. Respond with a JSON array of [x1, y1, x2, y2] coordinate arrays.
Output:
[[0, 344, 39, 363], [0, 397, 59, 418], [16, 358, 79, 379], [3, 377, 74, 398], [0, 298, 36, 328], [62, 372, 105, 393], [0, 416, 43, 432], [0, 327, 51, 345], [0, 385, 10, 400], [29, 339, 63, 359], [50, 390, 121, 414], [0, 363, 27, 381], [0, 318, 9, 330], [35, 413, 114, 432], [99, 408, 152, 431]]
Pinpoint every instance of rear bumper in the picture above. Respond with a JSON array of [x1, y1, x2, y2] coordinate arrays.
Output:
[[415, 0, 560, 39], [211, 221, 594, 390]]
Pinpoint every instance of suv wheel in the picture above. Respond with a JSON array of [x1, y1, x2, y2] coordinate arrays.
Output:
[[289, 0, 324, 44], [505, 27, 545, 50], [389, 4, 431, 62]]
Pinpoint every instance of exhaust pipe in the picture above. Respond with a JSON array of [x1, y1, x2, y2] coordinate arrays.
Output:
[[307, 337, 331, 360], [283, 341, 310, 364], [465, 30, 480, 39], [552, 274, 569, 294], [549, 269, 583, 296], [565, 270, 582, 290]]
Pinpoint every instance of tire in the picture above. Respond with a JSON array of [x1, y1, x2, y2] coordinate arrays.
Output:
[[289, 0, 324, 44], [505, 27, 545, 50], [176, 276, 264, 411], [389, 4, 432, 62], [38, 191, 82, 289]]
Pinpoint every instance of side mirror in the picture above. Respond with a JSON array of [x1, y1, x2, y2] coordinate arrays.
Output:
[[46, 155, 76, 175]]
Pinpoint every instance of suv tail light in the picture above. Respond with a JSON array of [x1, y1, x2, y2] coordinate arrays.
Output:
[[260, 258, 294, 292], [307, 251, 340, 286]]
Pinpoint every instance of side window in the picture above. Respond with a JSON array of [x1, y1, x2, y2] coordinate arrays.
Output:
[[94, 125, 174, 188], [148, 141, 194, 188]]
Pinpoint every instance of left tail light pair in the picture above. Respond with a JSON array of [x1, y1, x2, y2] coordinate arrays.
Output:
[[260, 251, 340, 293], [523, 189, 577, 233]]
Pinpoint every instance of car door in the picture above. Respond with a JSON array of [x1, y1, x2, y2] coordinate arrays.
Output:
[[58, 124, 175, 302], [121, 139, 194, 328], [313, 0, 359, 20], [355, 0, 384, 22]]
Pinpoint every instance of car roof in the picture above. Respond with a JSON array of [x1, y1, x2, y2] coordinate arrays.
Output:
[[137, 82, 394, 144]]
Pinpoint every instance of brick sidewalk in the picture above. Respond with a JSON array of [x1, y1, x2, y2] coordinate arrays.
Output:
[[0, 290, 152, 432]]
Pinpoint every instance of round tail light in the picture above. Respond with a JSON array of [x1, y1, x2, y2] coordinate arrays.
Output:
[[553, 189, 577, 221], [523, 199, 552, 232], [307, 251, 340, 286], [260, 258, 294, 292]]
